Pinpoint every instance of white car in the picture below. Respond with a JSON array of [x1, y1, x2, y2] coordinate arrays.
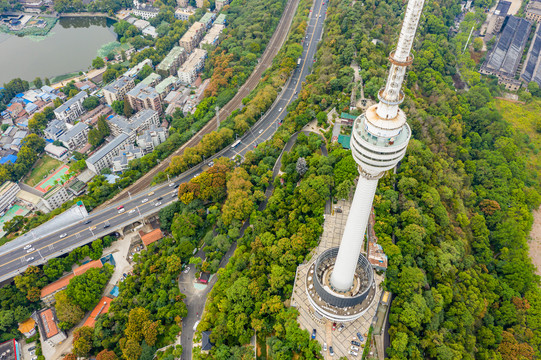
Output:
[[349, 350, 358, 356], [128, 209, 136, 214], [172, 192, 177, 197], [23, 244, 32, 250], [351, 345, 359, 351], [193, 173, 200, 178], [118, 208, 125, 214], [183, 266, 190, 274], [258, 129, 263, 134], [26, 257, 34, 262], [26, 248, 34, 253], [323, 342, 327, 351], [141, 198, 149, 203], [59, 233, 67, 238], [208, 161, 214, 167], [169, 182, 176, 187], [155, 202, 162, 206]]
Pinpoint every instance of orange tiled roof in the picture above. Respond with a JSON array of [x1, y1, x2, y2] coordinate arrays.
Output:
[[18, 318, 36, 334], [141, 228, 163, 246], [41, 309, 59, 338], [83, 296, 113, 328], [40, 274, 74, 298], [73, 260, 103, 276]]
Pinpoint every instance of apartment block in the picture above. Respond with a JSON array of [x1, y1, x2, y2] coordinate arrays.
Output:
[[86, 133, 130, 174], [54, 91, 88, 123], [132, 3, 159, 19], [108, 109, 160, 142], [179, 22, 206, 53], [103, 76, 135, 105], [58, 122, 90, 151], [156, 76, 178, 99], [42, 186, 71, 212], [44, 119, 68, 140], [157, 46, 187, 77], [177, 49, 207, 84], [136, 124, 169, 153], [126, 83, 163, 115], [0, 181, 20, 215], [197, 12, 216, 29], [140, 72, 162, 87], [196, 0, 203, 8], [174, 8, 194, 21], [201, 23, 225, 47], [112, 144, 144, 172]]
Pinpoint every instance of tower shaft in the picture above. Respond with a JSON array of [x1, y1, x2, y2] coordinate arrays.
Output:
[[329, 0, 425, 292]]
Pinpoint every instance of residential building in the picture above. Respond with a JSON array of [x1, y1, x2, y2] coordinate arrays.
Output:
[[133, 18, 150, 30], [521, 24, 541, 87], [139, 228, 163, 247], [109, 109, 160, 141], [54, 91, 88, 123], [0, 339, 22, 360], [0, 181, 20, 215], [126, 83, 163, 114], [83, 296, 113, 328], [157, 46, 187, 77], [215, 0, 227, 10], [177, 49, 207, 84], [112, 144, 144, 172], [136, 124, 169, 153], [200, 23, 225, 47], [44, 119, 68, 140], [526, 0, 541, 23], [216, 14, 228, 26], [86, 133, 130, 174], [37, 308, 66, 345], [124, 59, 153, 78], [18, 318, 36, 338], [156, 76, 178, 98], [44, 143, 68, 161], [480, 16, 532, 90], [174, 8, 194, 21], [42, 185, 71, 211], [140, 72, 162, 87], [143, 26, 158, 38], [132, 1, 159, 19], [103, 76, 135, 105], [197, 12, 216, 29], [58, 122, 90, 150], [177, 0, 188, 7], [179, 22, 206, 52]]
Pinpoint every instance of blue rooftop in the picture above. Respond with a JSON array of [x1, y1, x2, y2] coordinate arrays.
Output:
[[0, 154, 17, 164]]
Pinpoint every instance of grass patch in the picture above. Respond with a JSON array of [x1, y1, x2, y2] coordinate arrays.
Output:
[[50, 72, 81, 84], [495, 98, 541, 175], [24, 155, 63, 187]]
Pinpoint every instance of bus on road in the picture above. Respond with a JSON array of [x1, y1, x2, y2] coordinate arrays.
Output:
[[231, 139, 241, 148], [297, 58, 302, 66]]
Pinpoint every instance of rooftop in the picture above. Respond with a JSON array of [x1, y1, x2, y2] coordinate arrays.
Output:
[[495, 0, 511, 16], [18, 317, 36, 334], [40, 273, 75, 298], [40, 309, 59, 339], [215, 14, 226, 25], [104, 76, 133, 94], [156, 76, 178, 93], [157, 46, 185, 70], [54, 91, 87, 114], [521, 25, 541, 86], [86, 133, 129, 166], [0, 339, 18, 360], [178, 49, 207, 72], [83, 296, 113, 327], [199, 12, 215, 24], [73, 259, 103, 276], [140, 72, 162, 86], [140, 228, 163, 246], [58, 122, 89, 143]]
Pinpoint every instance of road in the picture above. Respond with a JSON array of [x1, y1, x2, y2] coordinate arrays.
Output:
[[178, 0, 329, 357], [0, 0, 327, 283]]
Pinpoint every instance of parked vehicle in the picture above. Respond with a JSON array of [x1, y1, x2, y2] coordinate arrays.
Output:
[[311, 329, 316, 339], [59, 233, 67, 238], [357, 332, 364, 342], [329, 346, 334, 356]]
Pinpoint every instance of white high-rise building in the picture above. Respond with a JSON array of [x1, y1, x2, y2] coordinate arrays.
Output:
[[307, 0, 426, 321]]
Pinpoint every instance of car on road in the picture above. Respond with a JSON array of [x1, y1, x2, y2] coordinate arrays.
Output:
[[117, 205, 124, 210], [59, 233, 67, 238], [208, 161, 214, 167], [311, 329, 316, 339], [155, 202, 162, 206], [23, 244, 32, 250], [26, 257, 34, 262], [258, 129, 263, 134], [83, 219, 92, 224], [148, 191, 155, 196], [118, 208, 125, 214], [183, 266, 190, 274], [323, 342, 327, 351], [103, 224, 110, 229], [169, 182, 176, 187], [157, 197, 162, 201], [26, 248, 34, 253], [329, 346, 334, 356], [90, 226, 97, 230], [128, 209, 136, 214], [141, 198, 149, 203], [174, 183, 179, 188], [351, 340, 361, 347], [172, 193, 177, 197], [332, 322, 336, 331], [193, 173, 200, 178], [279, 107, 282, 112], [357, 332, 364, 342], [349, 350, 358, 356]]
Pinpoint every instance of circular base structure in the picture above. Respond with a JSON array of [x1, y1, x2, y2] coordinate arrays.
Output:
[[305, 247, 377, 322]]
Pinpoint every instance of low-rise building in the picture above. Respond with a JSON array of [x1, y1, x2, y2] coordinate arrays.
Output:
[[103, 76, 135, 105], [140, 228, 163, 247], [0, 181, 20, 215], [0, 339, 22, 360], [179, 22, 206, 53], [83, 296, 114, 328], [156, 76, 178, 99], [126, 83, 163, 114], [487, 0, 511, 35], [18, 318, 36, 338], [177, 49, 207, 84], [157, 46, 187, 77], [44, 143, 68, 161], [109, 109, 161, 141], [112, 144, 144, 172], [200, 23, 225, 47], [37, 308, 67, 345], [133, 18, 150, 30], [174, 8, 194, 21], [124, 59, 154, 78], [521, 24, 541, 87], [41, 185, 71, 211], [54, 91, 88, 123], [86, 133, 130, 174], [143, 25, 158, 38], [132, 2, 160, 19], [44, 119, 68, 140], [526, 0, 541, 23], [197, 12, 216, 29], [58, 122, 90, 151], [136, 124, 169, 153], [140, 72, 162, 87]]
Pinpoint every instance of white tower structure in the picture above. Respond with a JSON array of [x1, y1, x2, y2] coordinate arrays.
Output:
[[329, 0, 425, 292]]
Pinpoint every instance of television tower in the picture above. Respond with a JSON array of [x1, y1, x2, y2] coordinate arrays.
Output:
[[329, 0, 425, 292]]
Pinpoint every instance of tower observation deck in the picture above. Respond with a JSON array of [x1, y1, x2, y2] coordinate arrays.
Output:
[[307, 0, 426, 320]]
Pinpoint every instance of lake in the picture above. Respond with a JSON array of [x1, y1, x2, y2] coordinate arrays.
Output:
[[0, 17, 117, 85]]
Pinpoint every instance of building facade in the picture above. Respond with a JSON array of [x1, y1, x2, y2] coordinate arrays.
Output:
[[42, 186, 71, 211], [103, 76, 135, 105], [54, 91, 88, 123], [177, 49, 207, 84], [0, 181, 20, 215], [526, 0, 541, 23], [156, 46, 187, 77], [179, 22, 206, 52], [174, 8, 194, 21], [58, 122, 89, 151], [108, 109, 160, 142], [86, 133, 130, 174], [136, 125, 169, 153], [126, 83, 163, 115]]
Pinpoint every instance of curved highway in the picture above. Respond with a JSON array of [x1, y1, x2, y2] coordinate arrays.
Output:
[[0, 0, 328, 282]]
